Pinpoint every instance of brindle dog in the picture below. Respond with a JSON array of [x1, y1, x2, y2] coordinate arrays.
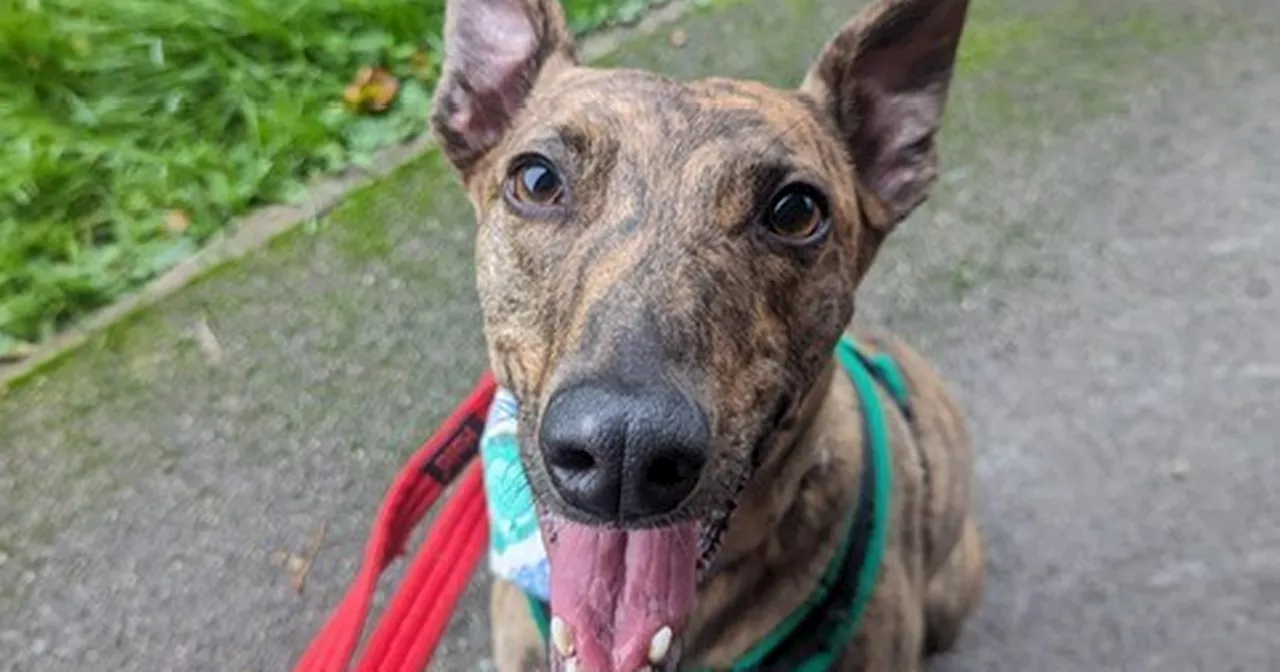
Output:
[[431, 0, 985, 669]]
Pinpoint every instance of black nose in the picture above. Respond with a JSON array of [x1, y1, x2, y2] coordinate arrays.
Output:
[[538, 381, 709, 522]]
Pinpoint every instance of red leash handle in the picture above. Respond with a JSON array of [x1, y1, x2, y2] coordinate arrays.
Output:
[[294, 372, 498, 672], [359, 465, 488, 672]]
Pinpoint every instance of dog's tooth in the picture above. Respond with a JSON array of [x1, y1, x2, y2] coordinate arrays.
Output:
[[648, 626, 673, 665], [551, 617, 575, 657], [563, 657, 578, 672]]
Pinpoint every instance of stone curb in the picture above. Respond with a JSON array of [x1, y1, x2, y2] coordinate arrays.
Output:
[[0, 0, 700, 391]]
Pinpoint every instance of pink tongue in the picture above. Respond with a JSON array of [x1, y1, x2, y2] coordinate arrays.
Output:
[[549, 519, 700, 671]]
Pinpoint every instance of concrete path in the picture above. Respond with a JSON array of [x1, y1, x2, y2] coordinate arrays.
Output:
[[2, 0, 1277, 670]]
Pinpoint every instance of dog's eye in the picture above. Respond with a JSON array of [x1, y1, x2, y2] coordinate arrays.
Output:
[[507, 156, 564, 207], [765, 185, 828, 241]]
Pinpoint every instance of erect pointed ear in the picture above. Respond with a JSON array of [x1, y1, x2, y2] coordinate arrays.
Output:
[[431, 0, 577, 175], [800, 0, 969, 228]]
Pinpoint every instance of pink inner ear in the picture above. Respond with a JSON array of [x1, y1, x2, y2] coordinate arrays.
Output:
[[454, 1, 539, 92], [858, 84, 943, 209], [438, 0, 545, 156]]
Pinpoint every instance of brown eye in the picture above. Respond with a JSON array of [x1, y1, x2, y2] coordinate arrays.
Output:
[[765, 185, 827, 240], [507, 156, 564, 206]]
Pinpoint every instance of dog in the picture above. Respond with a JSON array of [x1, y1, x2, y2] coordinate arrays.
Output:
[[430, 0, 984, 669]]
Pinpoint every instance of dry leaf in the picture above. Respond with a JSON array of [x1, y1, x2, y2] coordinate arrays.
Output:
[[291, 521, 328, 595], [343, 66, 401, 114], [193, 317, 223, 365], [164, 209, 191, 235], [669, 28, 689, 48], [0, 341, 35, 365]]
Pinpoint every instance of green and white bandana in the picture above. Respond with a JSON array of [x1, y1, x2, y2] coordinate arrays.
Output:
[[478, 387, 551, 601]]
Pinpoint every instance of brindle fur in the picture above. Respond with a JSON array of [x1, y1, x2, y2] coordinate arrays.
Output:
[[433, 0, 984, 669]]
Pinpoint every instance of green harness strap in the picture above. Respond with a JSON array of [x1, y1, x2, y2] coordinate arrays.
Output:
[[525, 335, 910, 671]]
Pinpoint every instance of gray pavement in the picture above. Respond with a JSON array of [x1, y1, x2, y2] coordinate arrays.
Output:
[[1, 0, 1277, 670]]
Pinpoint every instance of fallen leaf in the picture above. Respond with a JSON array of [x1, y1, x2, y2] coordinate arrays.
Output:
[[343, 67, 401, 114], [192, 316, 222, 365], [292, 521, 328, 595], [0, 335, 35, 364], [669, 28, 689, 48], [164, 209, 191, 235]]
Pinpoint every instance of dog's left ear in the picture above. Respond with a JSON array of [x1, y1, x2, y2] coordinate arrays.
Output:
[[431, 0, 577, 176], [800, 0, 969, 228]]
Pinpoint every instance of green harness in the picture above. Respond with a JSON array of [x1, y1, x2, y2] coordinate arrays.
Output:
[[525, 335, 912, 671]]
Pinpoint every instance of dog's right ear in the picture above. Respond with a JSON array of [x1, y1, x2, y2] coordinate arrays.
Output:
[[431, 0, 576, 176]]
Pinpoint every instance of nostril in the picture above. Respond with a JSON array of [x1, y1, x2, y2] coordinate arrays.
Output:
[[549, 446, 596, 473], [545, 439, 620, 519], [644, 452, 704, 490], [631, 448, 705, 519], [645, 455, 680, 488]]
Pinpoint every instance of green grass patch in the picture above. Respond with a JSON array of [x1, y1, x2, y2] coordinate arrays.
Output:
[[0, 0, 655, 358]]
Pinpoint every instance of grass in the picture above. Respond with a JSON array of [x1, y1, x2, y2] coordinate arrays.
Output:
[[0, 0, 653, 359]]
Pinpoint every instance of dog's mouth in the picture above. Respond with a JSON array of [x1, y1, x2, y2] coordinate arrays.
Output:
[[521, 376, 758, 671], [542, 510, 733, 672]]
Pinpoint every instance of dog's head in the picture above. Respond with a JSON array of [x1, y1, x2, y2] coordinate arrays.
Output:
[[433, 0, 968, 669]]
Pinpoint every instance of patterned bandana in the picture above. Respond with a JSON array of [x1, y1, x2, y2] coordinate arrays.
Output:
[[478, 387, 551, 601]]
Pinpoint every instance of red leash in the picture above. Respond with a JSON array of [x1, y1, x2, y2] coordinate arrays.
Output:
[[294, 372, 498, 672]]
